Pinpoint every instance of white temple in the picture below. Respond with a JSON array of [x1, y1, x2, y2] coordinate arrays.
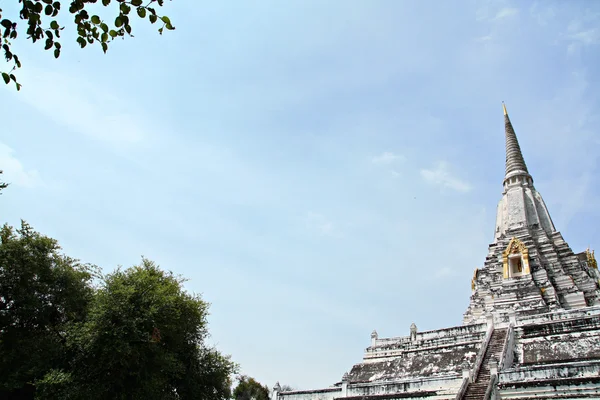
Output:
[[271, 105, 600, 400]]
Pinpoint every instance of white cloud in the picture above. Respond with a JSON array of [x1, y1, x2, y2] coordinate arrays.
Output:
[[0, 143, 41, 188], [529, 3, 556, 26], [5, 66, 149, 146], [434, 266, 456, 279], [563, 17, 600, 55], [371, 151, 404, 165], [305, 211, 335, 236], [494, 7, 519, 20], [568, 28, 599, 46], [476, 5, 519, 22], [475, 35, 493, 43], [420, 161, 472, 193]]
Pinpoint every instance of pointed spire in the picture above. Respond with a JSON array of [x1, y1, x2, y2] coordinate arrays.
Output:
[[503, 102, 530, 180]]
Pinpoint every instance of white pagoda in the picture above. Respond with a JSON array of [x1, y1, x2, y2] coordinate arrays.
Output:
[[271, 105, 600, 400]]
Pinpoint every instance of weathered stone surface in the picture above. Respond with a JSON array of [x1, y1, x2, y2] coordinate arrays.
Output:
[[350, 343, 479, 382]]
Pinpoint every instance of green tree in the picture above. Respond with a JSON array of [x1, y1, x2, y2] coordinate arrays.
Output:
[[47, 259, 237, 400], [0, 222, 236, 399], [233, 375, 270, 400], [0, 221, 96, 400], [1, 0, 175, 90]]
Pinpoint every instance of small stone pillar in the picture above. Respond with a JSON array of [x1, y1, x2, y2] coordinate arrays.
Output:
[[489, 356, 498, 376], [486, 313, 495, 328], [272, 382, 281, 400], [461, 361, 471, 380], [410, 323, 417, 342], [370, 330, 378, 347], [508, 310, 516, 326], [340, 372, 349, 398]]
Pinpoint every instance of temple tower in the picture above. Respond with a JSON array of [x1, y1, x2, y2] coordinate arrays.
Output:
[[272, 105, 600, 400], [463, 104, 600, 325]]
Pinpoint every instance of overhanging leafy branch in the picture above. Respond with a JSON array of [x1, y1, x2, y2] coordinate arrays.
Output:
[[1, 0, 175, 91]]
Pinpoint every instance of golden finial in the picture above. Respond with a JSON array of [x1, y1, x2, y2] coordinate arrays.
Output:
[[586, 247, 598, 269], [502, 101, 508, 116], [471, 268, 479, 291]]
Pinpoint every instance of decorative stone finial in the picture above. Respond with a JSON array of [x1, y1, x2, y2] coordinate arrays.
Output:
[[370, 330, 379, 346], [342, 372, 349, 382], [410, 323, 417, 341], [273, 382, 281, 391]]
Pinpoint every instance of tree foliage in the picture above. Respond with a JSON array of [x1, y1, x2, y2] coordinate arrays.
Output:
[[0, 221, 96, 399], [62, 259, 236, 400], [0, 222, 236, 400], [1, 0, 175, 90], [233, 375, 270, 400], [0, 171, 7, 193]]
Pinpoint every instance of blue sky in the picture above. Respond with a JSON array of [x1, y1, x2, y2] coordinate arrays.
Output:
[[2, 0, 600, 391]]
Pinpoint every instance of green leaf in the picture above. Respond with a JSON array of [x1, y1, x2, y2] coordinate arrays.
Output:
[[102, 0, 110, 5], [101, 32, 108, 42], [101, 42, 108, 53], [115, 16, 123, 27], [120, 3, 131, 14], [1, 72, 9, 84], [0, 19, 11, 29], [45, 5, 53, 16], [50, 20, 59, 29], [109, 30, 118, 38], [149, 14, 157, 24], [137, 8, 146, 18], [77, 36, 87, 48], [91, 15, 100, 24], [160, 16, 171, 25], [54, 48, 60, 58], [131, 0, 143, 6]]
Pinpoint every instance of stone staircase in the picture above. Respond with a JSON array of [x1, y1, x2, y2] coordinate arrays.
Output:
[[462, 328, 507, 400]]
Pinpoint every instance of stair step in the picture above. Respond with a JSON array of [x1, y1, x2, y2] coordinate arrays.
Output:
[[461, 329, 507, 400]]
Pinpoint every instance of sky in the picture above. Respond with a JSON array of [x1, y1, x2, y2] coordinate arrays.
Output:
[[2, 0, 600, 391]]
